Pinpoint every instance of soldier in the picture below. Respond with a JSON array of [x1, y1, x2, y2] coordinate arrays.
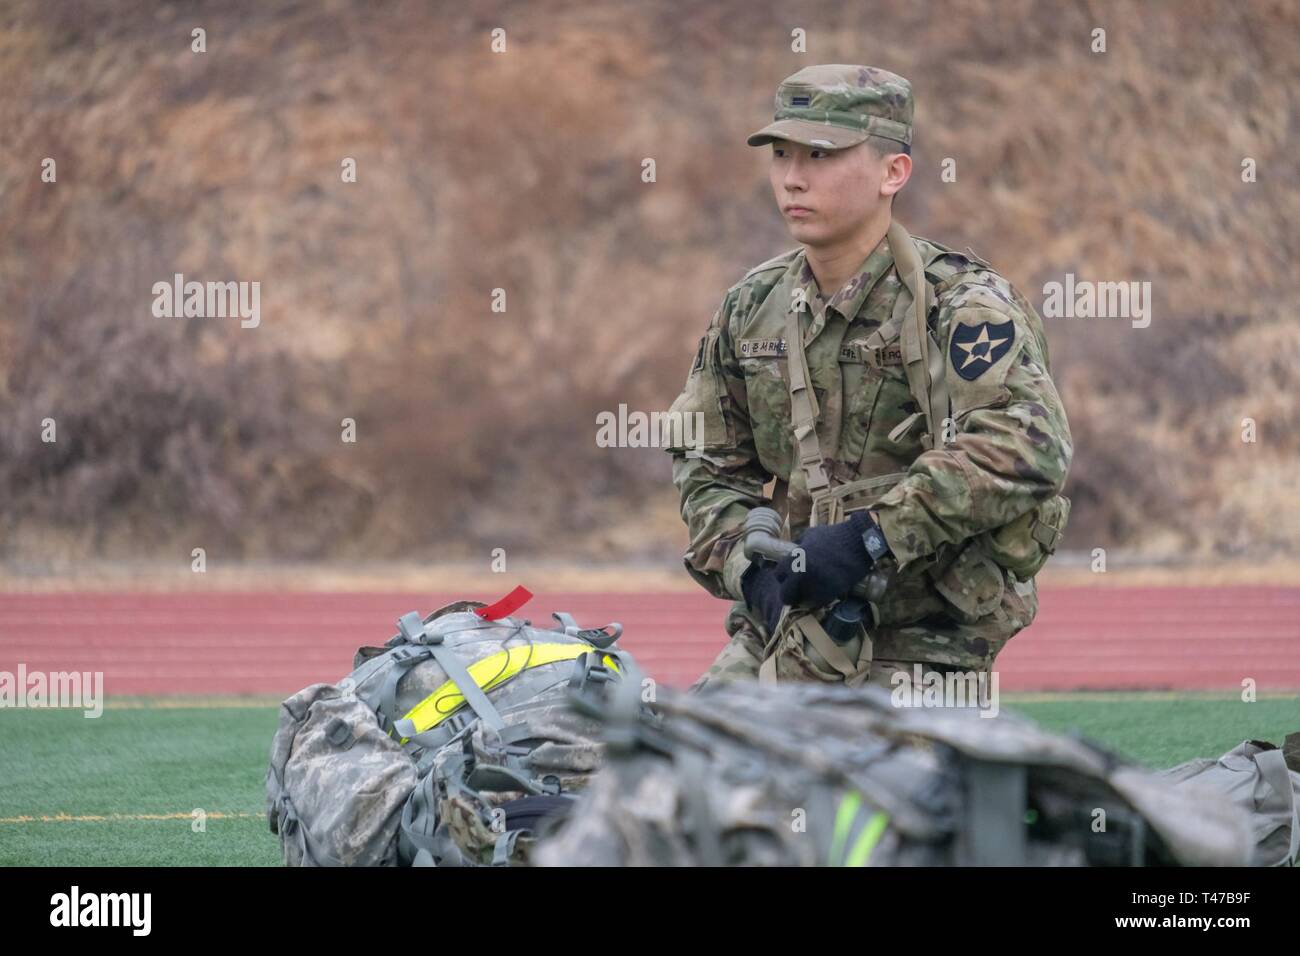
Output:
[[665, 64, 1073, 691]]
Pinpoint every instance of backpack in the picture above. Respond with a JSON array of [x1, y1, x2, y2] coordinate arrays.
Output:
[[265, 599, 636, 866], [1159, 734, 1300, 866], [534, 677, 1254, 867]]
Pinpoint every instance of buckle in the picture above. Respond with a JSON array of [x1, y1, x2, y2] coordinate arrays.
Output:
[[396, 611, 438, 646], [389, 645, 431, 665]]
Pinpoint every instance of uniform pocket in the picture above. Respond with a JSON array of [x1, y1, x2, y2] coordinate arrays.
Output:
[[667, 326, 736, 451], [929, 541, 1005, 625], [979, 493, 1071, 580]]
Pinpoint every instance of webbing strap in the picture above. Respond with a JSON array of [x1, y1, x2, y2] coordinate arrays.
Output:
[[781, 222, 946, 518], [397, 612, 506, 734], [400, 673, 568, 755], [492, 830, 522, 867], [396, 642, 611, 738], [888, 220, 949, 451], [783, 304, 831, 503], [797, 614, 858, 681], [757, 609, 873, 686], [757, 607, 790, 686], [1255, 747, 1300, 866], [375, 645, 434, 736], [399, 772, 442, 866], [551, 611, 624, 649], [800, 611, 872, 685]]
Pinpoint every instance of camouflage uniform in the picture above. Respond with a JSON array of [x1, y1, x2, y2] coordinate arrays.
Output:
[[666, 65, 1072, 690]]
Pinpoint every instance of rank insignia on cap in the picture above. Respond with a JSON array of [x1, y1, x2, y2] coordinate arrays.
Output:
[[949, 319, 1015, 380], [790, 95, 811, 106]]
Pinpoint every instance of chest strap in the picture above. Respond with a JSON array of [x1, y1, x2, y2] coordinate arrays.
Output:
[[783, 302, 831, 505]]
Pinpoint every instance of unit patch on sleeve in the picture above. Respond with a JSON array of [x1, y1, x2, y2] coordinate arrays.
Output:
[[949, 318, 1015, 381]]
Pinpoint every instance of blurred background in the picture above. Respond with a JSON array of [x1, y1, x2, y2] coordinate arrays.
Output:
[[1, 0, 1297, 581], [2, 4, 1298, 867]]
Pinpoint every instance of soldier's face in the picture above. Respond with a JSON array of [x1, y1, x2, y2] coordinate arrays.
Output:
[[769, 140, 896, 246]]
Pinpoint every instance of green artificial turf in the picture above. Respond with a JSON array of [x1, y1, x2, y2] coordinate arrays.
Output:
[[0, 702, 282, 866]]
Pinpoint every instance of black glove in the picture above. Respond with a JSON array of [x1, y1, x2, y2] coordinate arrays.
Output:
[[741, 560, 785, 636], [774, 511, 887, 609]]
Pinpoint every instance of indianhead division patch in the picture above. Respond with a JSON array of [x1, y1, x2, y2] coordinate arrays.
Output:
[[949, 318, 1015, 381]]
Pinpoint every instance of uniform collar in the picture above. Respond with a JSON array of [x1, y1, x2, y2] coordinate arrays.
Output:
[[790, 232, 895, 342]]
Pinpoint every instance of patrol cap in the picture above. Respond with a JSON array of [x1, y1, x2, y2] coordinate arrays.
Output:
[[747, 64, 913, 150]]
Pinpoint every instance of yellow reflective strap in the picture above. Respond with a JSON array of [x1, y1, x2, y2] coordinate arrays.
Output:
[[845, 811, 889, 867], [828, 791, 862, 866], [828, 792, 890, 867], [401, 643, 618, 736]]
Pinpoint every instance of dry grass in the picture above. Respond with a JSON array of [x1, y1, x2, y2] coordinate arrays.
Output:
[[1, 0, 1296, 567]]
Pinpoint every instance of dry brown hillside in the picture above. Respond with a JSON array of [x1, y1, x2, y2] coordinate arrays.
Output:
[[1, 0, 1296, 566]]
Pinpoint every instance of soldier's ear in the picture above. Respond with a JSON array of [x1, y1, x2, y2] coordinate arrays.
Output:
[[880, 151, 911, 199]]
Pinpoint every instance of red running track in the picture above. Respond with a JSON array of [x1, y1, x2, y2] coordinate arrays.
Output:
[[0, 587, 1297, 696]]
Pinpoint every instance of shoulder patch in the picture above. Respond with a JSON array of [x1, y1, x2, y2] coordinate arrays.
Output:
[[949, 314, 1016, 381]]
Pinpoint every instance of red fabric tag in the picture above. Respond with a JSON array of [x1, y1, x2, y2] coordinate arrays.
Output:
[[473, 585, 533, 620]]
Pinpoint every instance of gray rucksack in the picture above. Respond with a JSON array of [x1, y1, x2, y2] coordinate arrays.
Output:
[[534, 678, 1255, 867], [266, 599, 636, 866], [1160, 734, 1300, 867]]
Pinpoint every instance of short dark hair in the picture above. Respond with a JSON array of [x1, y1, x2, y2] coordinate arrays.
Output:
[[861, 136, 910, 206], [864, 134, 911, 158]]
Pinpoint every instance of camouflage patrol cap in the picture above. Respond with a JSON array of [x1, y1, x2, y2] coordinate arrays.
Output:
[[747, 64, 913, 150]]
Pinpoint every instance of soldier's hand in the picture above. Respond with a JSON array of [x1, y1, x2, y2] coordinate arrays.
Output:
[[774, 512, 883, 608], [741, 561, 785, 636]]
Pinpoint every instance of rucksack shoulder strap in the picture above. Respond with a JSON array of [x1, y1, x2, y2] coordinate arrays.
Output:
[[887, 221, 948, 451], [783, 300, 832, 509], [396, 612, 507, 732], [784, 222, 951, 511]]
